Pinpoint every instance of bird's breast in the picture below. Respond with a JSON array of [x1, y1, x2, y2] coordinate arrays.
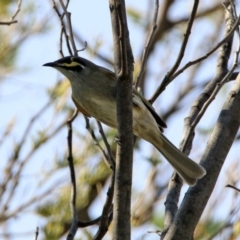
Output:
[[72, 88, 118, 128]]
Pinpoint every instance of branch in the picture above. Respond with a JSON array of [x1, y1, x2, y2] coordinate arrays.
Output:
[[166, 73, 240, 239], [163, 3, 240, 239], [109, 0, 134, 239]]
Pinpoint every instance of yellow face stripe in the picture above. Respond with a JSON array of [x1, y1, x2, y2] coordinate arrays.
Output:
[[59, 61, 80, 67]]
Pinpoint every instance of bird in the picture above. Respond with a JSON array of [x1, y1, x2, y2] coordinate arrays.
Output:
[[43, 56, 206, 185]]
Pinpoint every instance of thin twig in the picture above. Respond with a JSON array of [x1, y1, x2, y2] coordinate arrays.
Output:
[[85, 118, 114, 169], [59, 0, 78, 55], [11, 0, 22, 21], [51, 0, 73, 56], [74, 32, 113, 65], [135, 0, 159, 88], [59, 28, 65, 57], [94, 173, 115, 240], [0, 0, 22, 25], [34, 227, 39, 240], [78, 212, 113, 229], [66, 109, 79, 240], [226, 184, 240, 192], [96, 121, 115, 170], [149, 0, 199, 103], [171, 15, 240, 81], [149, 4, 240, 104], [0, 20, 17, 25], [78, 217, 101, 228], [77, 41, 88, 53], [168, 0, 199, 77], [190, 35, 240, 130]]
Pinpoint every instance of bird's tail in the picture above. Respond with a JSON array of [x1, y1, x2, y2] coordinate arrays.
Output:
[[153, 134, 206, 186]]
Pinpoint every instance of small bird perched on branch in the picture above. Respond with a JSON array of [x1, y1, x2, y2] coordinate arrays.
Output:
[[43, 56, 206, 185]]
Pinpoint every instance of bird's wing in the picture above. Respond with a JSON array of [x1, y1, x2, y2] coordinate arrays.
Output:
[[133, 90, 167, 130]]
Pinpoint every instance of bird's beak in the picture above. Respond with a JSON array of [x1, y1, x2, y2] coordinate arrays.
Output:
[[43, 61, 58, 67]]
